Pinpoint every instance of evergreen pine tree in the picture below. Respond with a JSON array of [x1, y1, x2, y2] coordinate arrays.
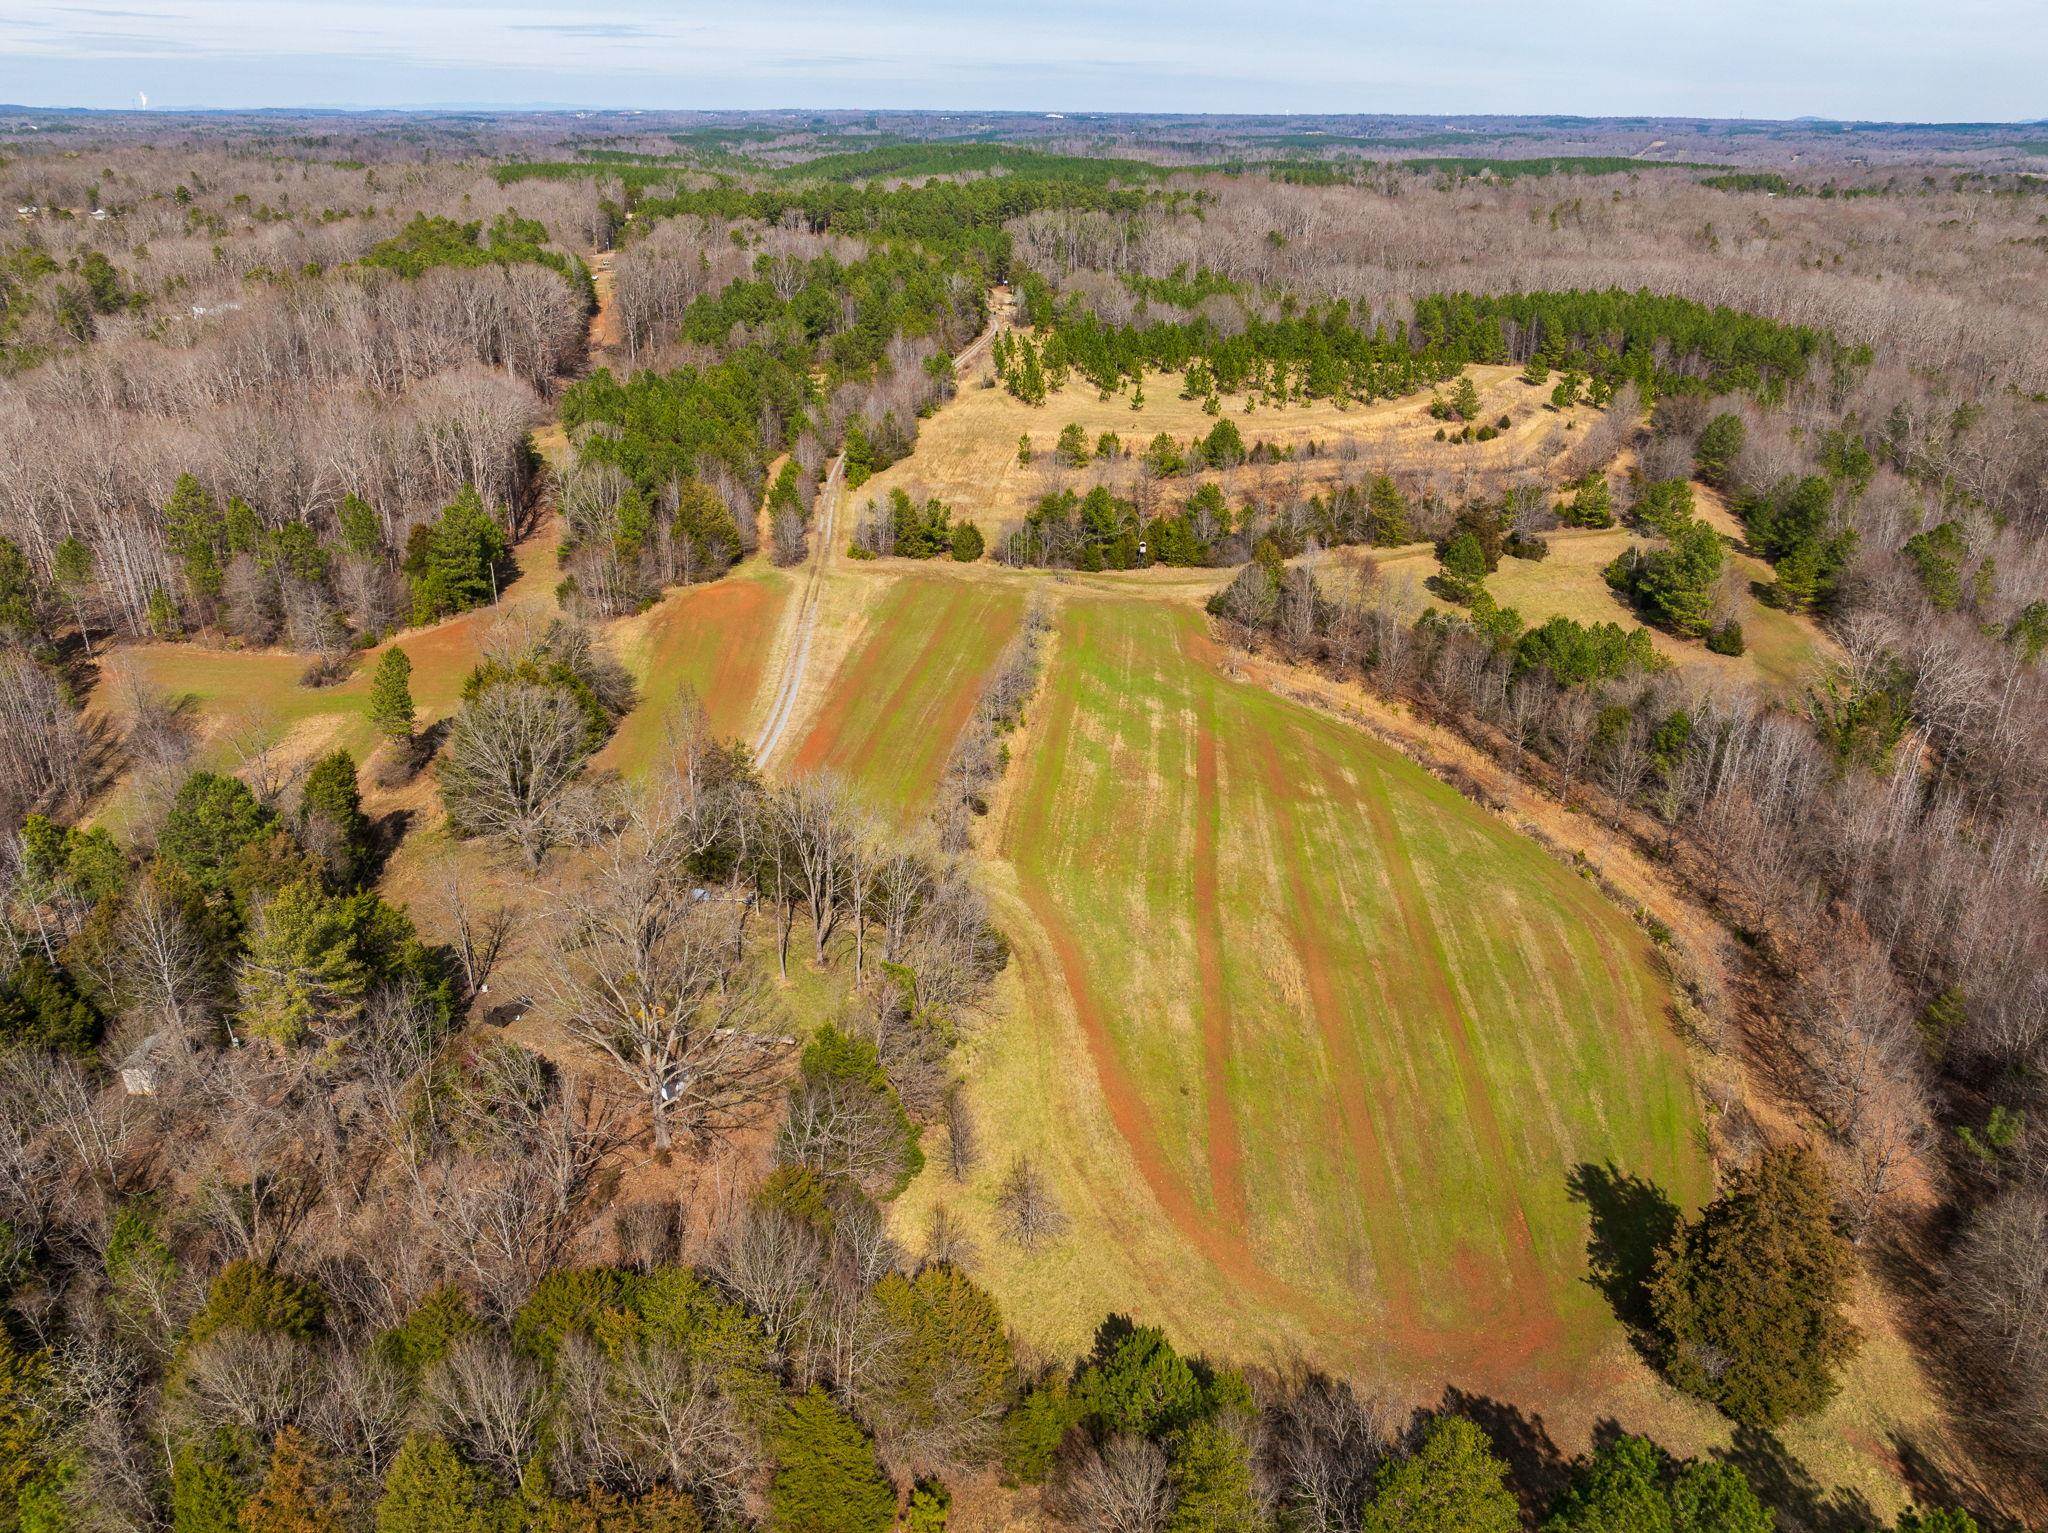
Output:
[[0, 953, 101, 1054], [1649, 1144, 1862, 1425], [158, 773, 275, 897], [337, 494, 385, 559], [165, 473, 227, 602], [403, 487, 508, 624], [237, 881, 370, 1046], [51, 536, 95, 653], [0, 539, 42, 648], [299, 751, 371, 890], [369, 649, 417, 743], [1367, 475, 1412, 546], [1360, 1416, 1518, 1533], [768, 1391, 895, 1533], [373, 1433, 508, 1533], [1695, 413, 1747, 488], [171, 1429, 261, 1533], [1164, 1417, 1262, 1533]]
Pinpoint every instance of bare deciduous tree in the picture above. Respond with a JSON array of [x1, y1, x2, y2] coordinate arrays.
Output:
[[424, 1336, 549, 1491], [439, 680, 593, 869], [173, 1329, 312, 1441], [1049, 1434, 1172, 1533], [543, 791, 778, 1150], [997, 1156, 1067, 1251], [1259, 1372, 1402, 1533], [1952, 1180, 2048, 1454], [431, 859, 518, 1001]]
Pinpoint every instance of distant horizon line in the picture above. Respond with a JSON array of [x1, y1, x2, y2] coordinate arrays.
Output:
[[4, 103, 2046, 129]]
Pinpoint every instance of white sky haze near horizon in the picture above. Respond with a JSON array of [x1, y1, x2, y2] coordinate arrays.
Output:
[[0, 0, 2042, 120]]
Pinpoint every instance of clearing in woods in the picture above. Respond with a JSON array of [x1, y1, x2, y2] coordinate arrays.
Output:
[[786, 573, 1025, 819], [85, 521, 567, 830], [1360, 507, 1831, 696], [855, 362, 1590, 538], [918, 593, 1711, 1386]]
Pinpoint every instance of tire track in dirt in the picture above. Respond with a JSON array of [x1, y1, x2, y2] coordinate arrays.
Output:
[[1006, 608, 1291, 1307], [1018, 879, 1301, 1306], [753, 301, 1000, 774], [1187, 654, 1251, 1236], [1007, 604, 1597, 1385], [597, 576, 783, 770], [1250, 721, 1426, 1338], [752, 454, 843, 767], [1350, 754, 1565, 1365], [789, 577, 944, 779], [586, 250, 622, 353]]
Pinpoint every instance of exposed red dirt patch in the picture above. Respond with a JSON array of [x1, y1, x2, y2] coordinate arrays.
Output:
[[1346, 753, 1569, 1376], [599, 574, 784, 771], [1188, 676, 1251, 1234], [1250, 727, 1424, 1337]]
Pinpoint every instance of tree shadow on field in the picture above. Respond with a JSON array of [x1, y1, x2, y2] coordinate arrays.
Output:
[[1566, 1160, 1680, 1349], [370, 807, 415, 879], [1439, 1387, 1570, 1517], [1891, 1430, 2030, 1533], [1715, 1424, 1879, 1533]]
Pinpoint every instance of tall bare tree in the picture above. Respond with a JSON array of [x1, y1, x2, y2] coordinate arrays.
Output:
[[542, 790, 777, 1149]]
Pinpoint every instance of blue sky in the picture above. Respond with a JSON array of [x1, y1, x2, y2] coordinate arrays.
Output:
[[1, 0, 2042, 120]]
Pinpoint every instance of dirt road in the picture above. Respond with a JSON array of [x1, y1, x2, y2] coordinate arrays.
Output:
[[587, 249, 622, 353], [751, 453, 844, 766], [750, 296, 1010, 769]]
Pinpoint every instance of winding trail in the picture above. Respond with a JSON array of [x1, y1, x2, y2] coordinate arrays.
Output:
[[751, 296, 1009, 770]]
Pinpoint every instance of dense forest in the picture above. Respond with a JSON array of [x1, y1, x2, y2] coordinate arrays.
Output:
[[0, 106, 2042, 1531]]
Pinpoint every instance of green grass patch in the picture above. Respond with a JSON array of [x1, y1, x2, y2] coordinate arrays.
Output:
[[789, 575, 1022, 821], [991, 597, 1710, 1375]]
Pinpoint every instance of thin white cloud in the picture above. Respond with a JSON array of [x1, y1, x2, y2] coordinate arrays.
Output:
[[0, 0, 2040, 118]]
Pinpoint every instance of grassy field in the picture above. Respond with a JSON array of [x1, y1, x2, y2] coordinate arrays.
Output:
[[857, 363, 1588, 538], [88, 528, 797, 833], [785, 573, 1024, 820], [902, 594, 1712, 1390], [87, 527, 562, 828], [598, 564, 791, 774], [1362, 513, 1831, 697]]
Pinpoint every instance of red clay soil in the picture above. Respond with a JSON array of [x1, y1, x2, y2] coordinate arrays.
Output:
[[598, 575, 782, 770], [373, 519, 563, 714], [1006, 625, 1293, 1310], [1018, 875, 1302, 1313], [1189, 689, 1252, 1234], [659, 577, 781, 743], [787, 582, 1019, 816], [1008, 608, 1582, 1391], [1250, 728, 1427, 1339], [586, 251, 623, 353], [693, 581, 782, 742], [1345, 751, 1567, 1374], [786, 594, 956, 780]]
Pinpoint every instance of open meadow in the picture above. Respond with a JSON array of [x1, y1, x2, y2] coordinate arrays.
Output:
[[937, 594, 1712, 1384], [857, 362, 1591, 538], [785, 572, 1025, 820]]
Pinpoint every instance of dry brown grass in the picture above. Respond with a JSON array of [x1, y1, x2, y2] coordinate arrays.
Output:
[[859, 363, 1595, 537], [1323, 509, 1834, 696]]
